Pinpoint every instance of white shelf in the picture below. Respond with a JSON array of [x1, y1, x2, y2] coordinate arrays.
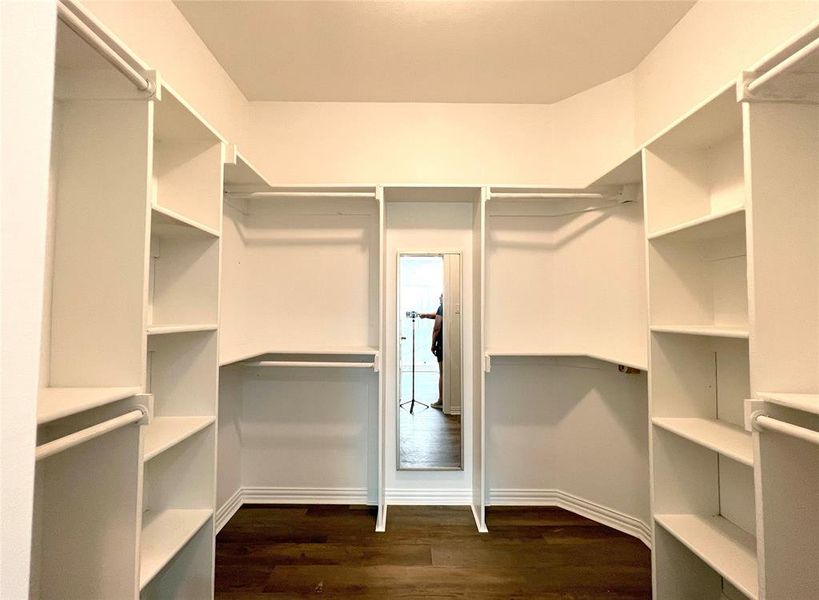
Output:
[[484, 349, 646, 371], [758, 392, 819, 415], [139, 508, 212, 590], [652, 417, 753, 466], [648, 207, 745, 242], [143, 417, 215, 462], [147, 324, 218, 336], [650, 325, 749, 339], [655, 514, 758, 600], [37, 386, 142, 424], [152, 204, 220, 238]]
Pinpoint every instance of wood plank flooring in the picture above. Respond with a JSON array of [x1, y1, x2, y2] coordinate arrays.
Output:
[[216, 505, 651, 599]]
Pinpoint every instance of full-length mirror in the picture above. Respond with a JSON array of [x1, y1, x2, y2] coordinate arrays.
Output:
[[398, 252, 462, 470]]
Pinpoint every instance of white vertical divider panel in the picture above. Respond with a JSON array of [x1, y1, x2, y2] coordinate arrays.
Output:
[[472, 187, 488, 532], [376, 186, 387, 532]]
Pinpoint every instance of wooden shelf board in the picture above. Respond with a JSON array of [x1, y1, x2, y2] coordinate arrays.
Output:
[[224, 150, 273, 191], [652, 417, 753, 466], [650, 325, 749, 339], [147, 324, 218, 336], [758, 392, 819, 415], [154, 83, 223, 143], [139, 508, 212, 589], [143, 416, 215, 462], [152, 204, 220, 238], [37, 386, 142, 424], [655, 513, 758, 600], [648, 207, 745, 242]]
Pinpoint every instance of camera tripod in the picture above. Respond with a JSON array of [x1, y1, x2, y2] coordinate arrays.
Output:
[[399, 311, 429, 415]]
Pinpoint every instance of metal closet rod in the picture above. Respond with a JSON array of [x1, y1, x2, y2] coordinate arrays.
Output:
[[747, 35, 819, 93], [35, 407, 147, 461], [489, 192, 613, 200], [752, 413, 819, 446], [244, 360, 375, 368], [226, 191, 377, 199], [489, 199, 633, 218], [57, 1, 153, 93]]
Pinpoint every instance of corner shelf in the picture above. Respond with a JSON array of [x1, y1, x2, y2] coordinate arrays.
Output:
[[147, 324, 218, 336], [484, 349, 646, 372], [655, 513, 758, 599], [37, 386, 143, 425], [652, 417, 753, 466], [152, 204, 220, 239], [143, 417, 215, 462], [139, 508, 213, 590], [650, 325, 749, 339], [648, 206, 745, 242]]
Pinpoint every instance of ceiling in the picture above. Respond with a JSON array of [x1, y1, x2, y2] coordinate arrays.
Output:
[[174, 0, 695, 104]]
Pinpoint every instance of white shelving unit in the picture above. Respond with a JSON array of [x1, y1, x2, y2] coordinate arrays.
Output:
[[31, 9, 153, 598], [740, 25, 819, 600], [645, 86, 758, 599]]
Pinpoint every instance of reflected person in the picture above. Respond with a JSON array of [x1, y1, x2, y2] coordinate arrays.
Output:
[[419, 294, 443, 409]]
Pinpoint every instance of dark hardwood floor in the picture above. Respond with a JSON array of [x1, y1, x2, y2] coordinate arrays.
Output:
[[216, 505, 651, 599], [399, 371, 461, 469]]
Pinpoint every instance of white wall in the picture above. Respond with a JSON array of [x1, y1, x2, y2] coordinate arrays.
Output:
[[486, 358, 650, 530], [385, 201, 476, 498], [216, 365, 243, 511], [0, 2, 56, 597]]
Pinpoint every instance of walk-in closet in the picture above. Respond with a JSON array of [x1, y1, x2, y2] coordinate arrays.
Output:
[[2, 1, 818, 599]]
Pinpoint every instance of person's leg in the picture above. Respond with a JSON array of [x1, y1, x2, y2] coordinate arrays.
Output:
[[431, 359, 443, 409]]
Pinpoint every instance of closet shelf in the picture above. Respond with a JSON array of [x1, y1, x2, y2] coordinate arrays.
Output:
[[139, 508, 212, 590], [652, 417, 753, 466], [143, 416, 215, 462], [650, 325, 749, 339], [152, 204, 220, 238], [654, 514, 758, 600], [37, 386, 142, 424], [147, 324, 218, 336], [648, 207, 745, 242], [757, 392, 819, 415], [243, 360, 375, 369], [484, 350, 646, 372]]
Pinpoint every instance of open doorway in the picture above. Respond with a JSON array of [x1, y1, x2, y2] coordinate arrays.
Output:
[[398, 253, 462, 470]]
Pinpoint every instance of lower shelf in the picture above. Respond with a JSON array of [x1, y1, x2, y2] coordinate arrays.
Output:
[[652, 417, 753, 466], [139, 508, 212, 590], [143, 417, 215, 462], [655, 513, 758, 600]]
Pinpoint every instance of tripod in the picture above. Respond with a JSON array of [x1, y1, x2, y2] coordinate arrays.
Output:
[[399, 312, 429, 415]]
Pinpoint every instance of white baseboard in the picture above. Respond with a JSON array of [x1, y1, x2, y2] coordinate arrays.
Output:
[[215, 488, 243, 534], [489, 488, 651, 547], [385, 487, 472, 505], [242, 486, 369, 505]]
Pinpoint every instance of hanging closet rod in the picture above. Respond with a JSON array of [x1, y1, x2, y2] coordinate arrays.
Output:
[[35, 407, 147, 461], [489, 192, 615, 200], [752, 413, 819, 446], [747, 35, 819, 93], [244, 360, 375, 369], [489, 199, 633, 218], [226, 191, 377, 199], [57, 1, 153, 93]]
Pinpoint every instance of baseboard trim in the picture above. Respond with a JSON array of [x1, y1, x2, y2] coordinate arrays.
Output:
[[489, 488, 651, 547], [385, 488, 472, 505], [215, 488, 243, 534], [243, 486, 369, 505]]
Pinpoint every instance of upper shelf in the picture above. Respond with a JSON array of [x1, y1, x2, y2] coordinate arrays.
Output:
[[151, 205, 219, 239], [221, 345, 380, 367], [223, 147, 273, 192], [647, 87, 742, 152], [648, 207, 745, 242], [38, 386, 142, 424], [154, 84, 224, 144]]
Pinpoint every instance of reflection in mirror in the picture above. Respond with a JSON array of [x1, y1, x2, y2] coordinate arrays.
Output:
[[398, 253, 462, 470]]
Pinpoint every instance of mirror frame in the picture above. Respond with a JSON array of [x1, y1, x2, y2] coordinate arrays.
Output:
[[395, 250, 464, 471]]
